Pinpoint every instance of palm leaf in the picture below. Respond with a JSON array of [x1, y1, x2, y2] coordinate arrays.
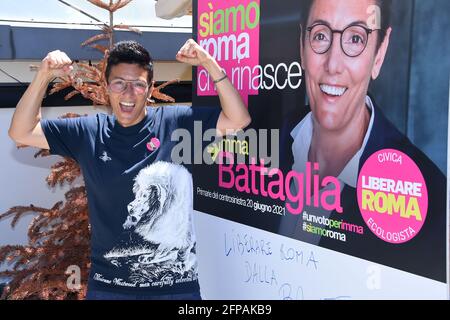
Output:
[[111, 0, 133, 12], [86, 0, 110, 11], [90, 44, 108, 53], [49, 81, 73, 95], [64, 90, 80, 100], [77, 63, 103, 77], [113, 24, 141, 34], [151, 91, 175, 103], [81, 33, 110, 47]]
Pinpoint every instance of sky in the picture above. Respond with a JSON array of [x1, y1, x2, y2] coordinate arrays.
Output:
[[0, 0, 192, 32]]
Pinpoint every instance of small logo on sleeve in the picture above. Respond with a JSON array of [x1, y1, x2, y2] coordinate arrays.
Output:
[[99, 151, 112, 162]]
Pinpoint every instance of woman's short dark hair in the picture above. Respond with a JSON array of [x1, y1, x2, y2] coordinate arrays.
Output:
[[105, 40, 154, 83], [301, 0, 392, 50]]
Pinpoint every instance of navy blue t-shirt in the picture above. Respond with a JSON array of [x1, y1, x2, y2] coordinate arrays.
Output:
[[41, 105, 220, 294]]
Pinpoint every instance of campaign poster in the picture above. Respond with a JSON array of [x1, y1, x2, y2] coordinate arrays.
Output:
[[192, 0, 449, 285]]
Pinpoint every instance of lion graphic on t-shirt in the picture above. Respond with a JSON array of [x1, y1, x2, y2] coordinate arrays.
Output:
[[104, 161, 197, 281]]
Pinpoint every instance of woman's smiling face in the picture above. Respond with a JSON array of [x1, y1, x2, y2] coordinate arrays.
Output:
[[302, 0, 391, 132]]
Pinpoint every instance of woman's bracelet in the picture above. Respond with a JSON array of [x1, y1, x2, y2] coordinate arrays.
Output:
[[213, 70, 228, 84]]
